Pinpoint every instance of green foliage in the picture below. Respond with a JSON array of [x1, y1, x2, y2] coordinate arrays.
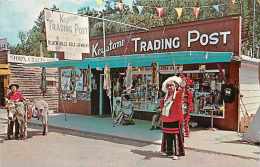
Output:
[[10, 5, 58, 57]]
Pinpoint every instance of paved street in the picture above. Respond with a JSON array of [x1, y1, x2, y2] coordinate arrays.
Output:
[[0, 119, 259, 167]]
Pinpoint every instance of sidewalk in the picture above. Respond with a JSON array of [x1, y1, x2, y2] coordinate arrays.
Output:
[[0, 110, 259, 160]]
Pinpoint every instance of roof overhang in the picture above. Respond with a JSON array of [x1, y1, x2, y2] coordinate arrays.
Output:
[[25, 51, 233, 69]]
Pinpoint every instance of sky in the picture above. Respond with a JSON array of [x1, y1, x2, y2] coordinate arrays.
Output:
[[0, 0, 131, 46]]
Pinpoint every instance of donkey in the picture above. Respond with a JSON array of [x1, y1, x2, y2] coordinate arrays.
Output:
[[5, 98, 27, 139], [28, 99, 49, 136]]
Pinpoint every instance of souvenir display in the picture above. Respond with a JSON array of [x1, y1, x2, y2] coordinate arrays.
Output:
[[191, 72, 225, 118], [60, 68, 90, 101]]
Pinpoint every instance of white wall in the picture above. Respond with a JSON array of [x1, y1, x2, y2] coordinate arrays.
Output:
[[240, 61, 260, 116]]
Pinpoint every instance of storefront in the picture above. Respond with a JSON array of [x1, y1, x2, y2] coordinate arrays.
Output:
[[86, 16, 241, 131], [28, 16, 241, 131]]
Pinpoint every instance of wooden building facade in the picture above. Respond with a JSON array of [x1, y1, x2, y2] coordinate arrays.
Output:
[[0, 50, 59, 111]]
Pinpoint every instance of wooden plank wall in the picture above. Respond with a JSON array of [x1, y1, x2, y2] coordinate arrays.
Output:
[[0, 51, 8, 64], [9, 63, 59, 112]]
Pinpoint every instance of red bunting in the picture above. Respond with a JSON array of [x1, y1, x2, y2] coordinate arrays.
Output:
[[156, 7, 165, 17], [193, 7, 200, 19]]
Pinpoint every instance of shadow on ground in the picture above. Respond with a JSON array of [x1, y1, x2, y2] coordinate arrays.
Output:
[[130, 149, 167, 160], [29, 123, 152, 148], [221, 140, 260, 146]]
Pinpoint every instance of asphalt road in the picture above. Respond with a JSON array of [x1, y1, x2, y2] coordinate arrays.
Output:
[[0, 119, 259, 167]]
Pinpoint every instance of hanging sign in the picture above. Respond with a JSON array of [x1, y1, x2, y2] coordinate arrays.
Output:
[[8, 54, 58, 64], [44, 9, 90, 60]]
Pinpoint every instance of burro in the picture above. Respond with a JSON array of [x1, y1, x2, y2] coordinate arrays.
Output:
[[187, 30, 231, 47]]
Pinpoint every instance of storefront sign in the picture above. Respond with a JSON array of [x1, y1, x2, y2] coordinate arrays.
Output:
[[7, 54, 58, 64], [0, 38, 8, 51], [88, 16, 240, 57], [44, 9, 90, 60]]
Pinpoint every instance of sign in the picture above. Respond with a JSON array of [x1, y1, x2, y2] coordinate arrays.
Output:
[[8, 54, 58, 64], [44, 9, 90, 60], [88, 16, 241, 57], [0, 38, 8, 51]]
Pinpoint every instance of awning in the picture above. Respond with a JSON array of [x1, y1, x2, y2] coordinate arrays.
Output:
[[25, 51, 233, 69]]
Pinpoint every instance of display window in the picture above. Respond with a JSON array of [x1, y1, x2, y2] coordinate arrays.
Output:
[[188, 70, 225, 119], [60, 68, 91, 101], [112, 66, 227, 119]]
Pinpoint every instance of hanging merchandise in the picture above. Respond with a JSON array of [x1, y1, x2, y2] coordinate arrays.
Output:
[[124, 64, 133, 94], [85, 67, 93, 92], [113, 78, 121, 97], [104, 65, 112, 97], [151, 62, 159, 87], [69, 68, 77, 97], [221, 84, 236, 103], [40, 67, 47, 96]]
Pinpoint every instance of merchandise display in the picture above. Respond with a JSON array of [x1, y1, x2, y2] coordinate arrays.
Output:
[[112, 65, 226, 119], [60, 68, 91, 101], [191, 72, 225, 118]]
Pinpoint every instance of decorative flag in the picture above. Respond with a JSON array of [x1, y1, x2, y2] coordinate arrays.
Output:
[[133, 0, 138, 5], [96, 0, 104, 6], [212, 5, 220, 13], [156, 7, 165, 17], [175, 8, 183, 19], [231, 0, 236, 4], [116, 2, 124, 11], [136, 5, 144, 15], [193, 7, 200, 19]]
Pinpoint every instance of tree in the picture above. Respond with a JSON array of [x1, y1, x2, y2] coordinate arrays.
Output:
[[10, 5, 58, 57]]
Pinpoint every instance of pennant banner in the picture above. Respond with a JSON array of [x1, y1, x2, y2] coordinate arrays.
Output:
[[156, 7, 165, 17], [132, 0, 138, 5], [175, 8, 183, 19], [96, 0, 104, 6], [116, 2, 124, 11], [136, 5, 144, 15], [212, 5, 220, 13], [193, 7, 200, 19]]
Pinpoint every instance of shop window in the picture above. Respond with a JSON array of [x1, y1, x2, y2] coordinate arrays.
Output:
[[112, 67, 226, 119], [190, 71, 225, 119], [60, 68, 91, 101]]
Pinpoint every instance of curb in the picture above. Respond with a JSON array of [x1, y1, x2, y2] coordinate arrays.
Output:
[[27, 121, 259, 161]]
